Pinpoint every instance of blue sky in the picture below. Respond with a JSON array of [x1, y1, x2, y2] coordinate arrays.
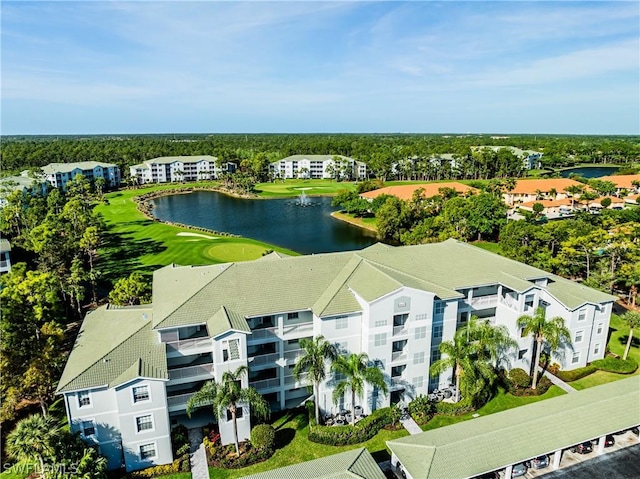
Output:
[[2, 1, 638, 135]]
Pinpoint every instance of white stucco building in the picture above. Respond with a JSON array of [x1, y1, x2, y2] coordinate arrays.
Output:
[[129, 156, 236, 184], [42, 161, 121, 191], [58, 240, 614, 472], [270, 155, 367, 180]]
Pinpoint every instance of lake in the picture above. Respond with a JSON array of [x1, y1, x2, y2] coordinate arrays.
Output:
[[560, 166, 620, 178], [151, 191, 378, 254]]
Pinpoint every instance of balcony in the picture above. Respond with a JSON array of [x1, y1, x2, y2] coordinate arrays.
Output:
[[250, 378, 280, 391], [390, 377, 406, 388], [283, 348, 304, 362], [248, 327, 278, 343], [391, 351, 407, 363], [168, 363, 214, 381], [499, 293, 519, 311], [166, 337, 212, 355], [249, 352, 280, 367], [284, 373, 308, 386], [282, 322, 313, 337], [468, 294, 499, 308], [393, 325, 408, 336]]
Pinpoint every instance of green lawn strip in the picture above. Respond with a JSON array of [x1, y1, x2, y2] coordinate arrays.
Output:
[[471, 241, 502, 255], [254, 179, 357, 197], [96, 186, 298, 281], [606, 313, 640, 365], [331, 211, 378, 232]]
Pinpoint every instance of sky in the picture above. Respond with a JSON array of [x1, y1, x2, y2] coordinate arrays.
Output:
[[1, 1, 639, 135]]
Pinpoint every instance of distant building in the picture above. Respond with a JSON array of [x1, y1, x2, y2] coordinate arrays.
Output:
[[503, 178, 586, 206], [42, 162, 120, 191], [130, 156, 235, 184], [270, 155, 367, 180], [472, 146, 543, 170], [361, 182, 478, 202], [0, 239, 12, 274], [0, 172, 48, 207], [598, 174, 640, 196]]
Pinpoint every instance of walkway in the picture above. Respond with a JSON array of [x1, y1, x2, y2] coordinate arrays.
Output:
[[188, 427, 209, 479], [401, 416, 422, 435], [541, 367, 578, 394]]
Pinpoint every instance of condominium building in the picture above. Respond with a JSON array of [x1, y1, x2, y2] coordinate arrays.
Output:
[[472, 146, 543, 170], [42, 162, 121, 191], [57, 240, 614, 472], [270, 155, 368, 180], [129, 156, 236, 184]]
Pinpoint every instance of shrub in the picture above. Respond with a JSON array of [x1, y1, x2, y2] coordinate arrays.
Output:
[[592, 357, 638, 374], [308, 407, 392, 446], [251, 424, 276, 450], [435, 397, 474, 416], [556, 365, 597, 382], [511, 375, 553, 396], [508, 368, 532, 389], [408, 395, 436, 424], [205, 442, 272, 469], [170, 424, 189, 456], [129, 456, 189, 478]]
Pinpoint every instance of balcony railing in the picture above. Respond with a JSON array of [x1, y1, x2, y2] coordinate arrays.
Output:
[[283, 348, 304, 362], [393, 325, 408, 336], [284, 373, 308, 386], [167, 392, 193, 407], [390, 377, 405, 387], [391, 351, 407, 363], [248, 327, 278, 342], [468, 294, 499, 308], [166, 337, 212, 353], [282, 322, 313, 336], [250, 378, 280, 390], [499, 294, 518, 310], [249, 352, 280, 367], [168, 363, 214, 381]]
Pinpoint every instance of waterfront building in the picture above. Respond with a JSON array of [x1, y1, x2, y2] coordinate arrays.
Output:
[[270, 155, 367, 180], [129, 156, 236, 184], [42, 161, 120, 191]]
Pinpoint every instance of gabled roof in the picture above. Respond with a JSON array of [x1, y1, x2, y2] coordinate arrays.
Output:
[[242, 447, 386, 479], [206, 306, 250, 338], [507, 178, 585, 195], [276, 154, 356, 163], [144, 155, 218, 165], [387, 376, 640, 479], [599, 174, 640, 189], [361, 182, 477, 202], [42, 161, 117, 174]]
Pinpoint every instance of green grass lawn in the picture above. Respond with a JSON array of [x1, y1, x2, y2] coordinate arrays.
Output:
[[331, 211, 378, 232], [254, 179, 356, 197], [96, 186, 298, 281], [471, 241, 502, 255]]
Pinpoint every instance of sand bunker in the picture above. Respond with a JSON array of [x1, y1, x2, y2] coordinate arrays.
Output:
[[177, 232, 218, 240]]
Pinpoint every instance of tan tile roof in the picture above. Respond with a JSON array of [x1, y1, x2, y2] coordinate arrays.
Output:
[[509, 178, 584, 195], [599, 174, 640, 189], [519, 198, 574, 209], [361, 182, 477, 201]]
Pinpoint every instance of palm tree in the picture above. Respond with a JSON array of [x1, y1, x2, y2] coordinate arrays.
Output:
[[467, 316, 517, 367], [186, 365, 270, 456], [331, 353, 388, 425], [430, 329, 469, 403], [517, 307, 572, 389], [621, 311, 640, 360], [6, 414, 60, 476], [293, 335, 338, 425]]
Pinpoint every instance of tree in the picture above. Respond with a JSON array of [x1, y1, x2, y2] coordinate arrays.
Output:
[[621, 311, 640, 361], [108, 272, 151, 305], [517, 307, 571, 389], [293, 335, 338, 424], [6, 414, 61, 476], [186, 365, 269, 456], [330, 353, 388, 425], [430, 329, 472, 403]]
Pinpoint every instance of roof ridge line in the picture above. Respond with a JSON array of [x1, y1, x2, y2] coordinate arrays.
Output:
[[57, 316, 150, 392], [362, 256, 457, 295], [317, 256, 364, 316]]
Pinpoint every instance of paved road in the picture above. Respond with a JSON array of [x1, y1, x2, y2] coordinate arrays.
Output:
[[541, 443, 640, 478]]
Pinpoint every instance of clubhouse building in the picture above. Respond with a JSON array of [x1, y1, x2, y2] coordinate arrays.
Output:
[[57, 240, 614, 471]]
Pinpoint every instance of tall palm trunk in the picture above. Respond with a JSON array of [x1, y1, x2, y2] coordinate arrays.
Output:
[[454, 362, 461, 402], [351, 390, 356, 426], [532, 335, 543, 389], [314, 382, 320, 424], [623, 328, 634, 361], [231, 405, 239, 456]]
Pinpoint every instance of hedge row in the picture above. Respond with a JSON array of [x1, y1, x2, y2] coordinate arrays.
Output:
[[556, 365, 597, 382], [307, 406, 393, 446], [434, 398, 474, 416], [592, 357, 638, 374], [129, 455, 190, 478]]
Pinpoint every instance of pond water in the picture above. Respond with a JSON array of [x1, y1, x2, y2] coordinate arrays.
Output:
[[559, 166, 620, 178], [151, 191, 378, 255]]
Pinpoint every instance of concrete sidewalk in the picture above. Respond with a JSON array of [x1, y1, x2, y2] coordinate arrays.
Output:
[[401, 416, 422, 435], [541, 367, 578, 394]]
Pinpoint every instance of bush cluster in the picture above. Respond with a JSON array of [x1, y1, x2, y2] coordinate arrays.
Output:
[[434, 397, 474, 416], [251, 424, 276, 450], [203, 438, 272, 469], [592, 357, 638, 374], [170, 424, 189, 456], [307, 406, 392, 446], [129, 456, 190, 478], [510, 375, 553, 396], [556, 365, 597, 382], [408, 395, 436, 424], [508, 368, 531, 389]]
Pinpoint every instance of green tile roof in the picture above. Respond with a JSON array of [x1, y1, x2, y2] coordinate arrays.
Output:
[[387, 376, 640, 479], [42, 161, 117, 174], [57, 305, 167, 393], [207, 306, 250, 338], [144, 155, 218, 165], [241, 447, 386, 479]]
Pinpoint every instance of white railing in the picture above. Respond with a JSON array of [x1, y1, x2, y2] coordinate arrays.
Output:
[[284, 348, 304, 362], [391, 351, 407, 362], [469, 294, 498, 308], [499, 294, 519, 310], [391, 377, 405, 387], [249, 352, 280, 366], [166, 337, 211, 353], [168, 363, 214, 381], [250, 378, 280, 390], [248, 327, 278, 342], [282, 322, 313, 336], [393, 325, 408, 336], [167, 393, 193, 407]]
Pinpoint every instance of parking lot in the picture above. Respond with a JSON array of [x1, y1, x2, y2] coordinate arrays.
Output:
[[495, 429, 639, 479]]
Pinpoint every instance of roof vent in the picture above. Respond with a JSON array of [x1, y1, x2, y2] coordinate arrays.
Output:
[[142, 313, 148, 321], [103, 358, 109, 363]]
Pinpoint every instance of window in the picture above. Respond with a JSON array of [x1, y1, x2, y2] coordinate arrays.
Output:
[[132, 385, 150, 403], [596, 322, 604, 335], [431, 349, 441, 363], [136, 415, 154, 432], [335, 316, 348, 330], [139, 443, 156, 460], [572, 352, 580, 364], [594, 343, 601, 355], [413, 352, 425, 364], [434, 301, 445, 315], [578, 309, 587, 322], [374, 333, 387, 347], [432, 324, 443, 339], [524, 294, 535, 311], [82, 420, 95, 436], [414, 327, 427, 340], [574, 330, 584, 343], [520, 327, 527, 338], [374, 320, 387, 328], [226, 407, 243, 421], [287, 312, 298, 319], [415, 313, 428, 321], [518, 349, 527, 360], [78, 391, 91, 408], [412, 376, 424, 388]]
